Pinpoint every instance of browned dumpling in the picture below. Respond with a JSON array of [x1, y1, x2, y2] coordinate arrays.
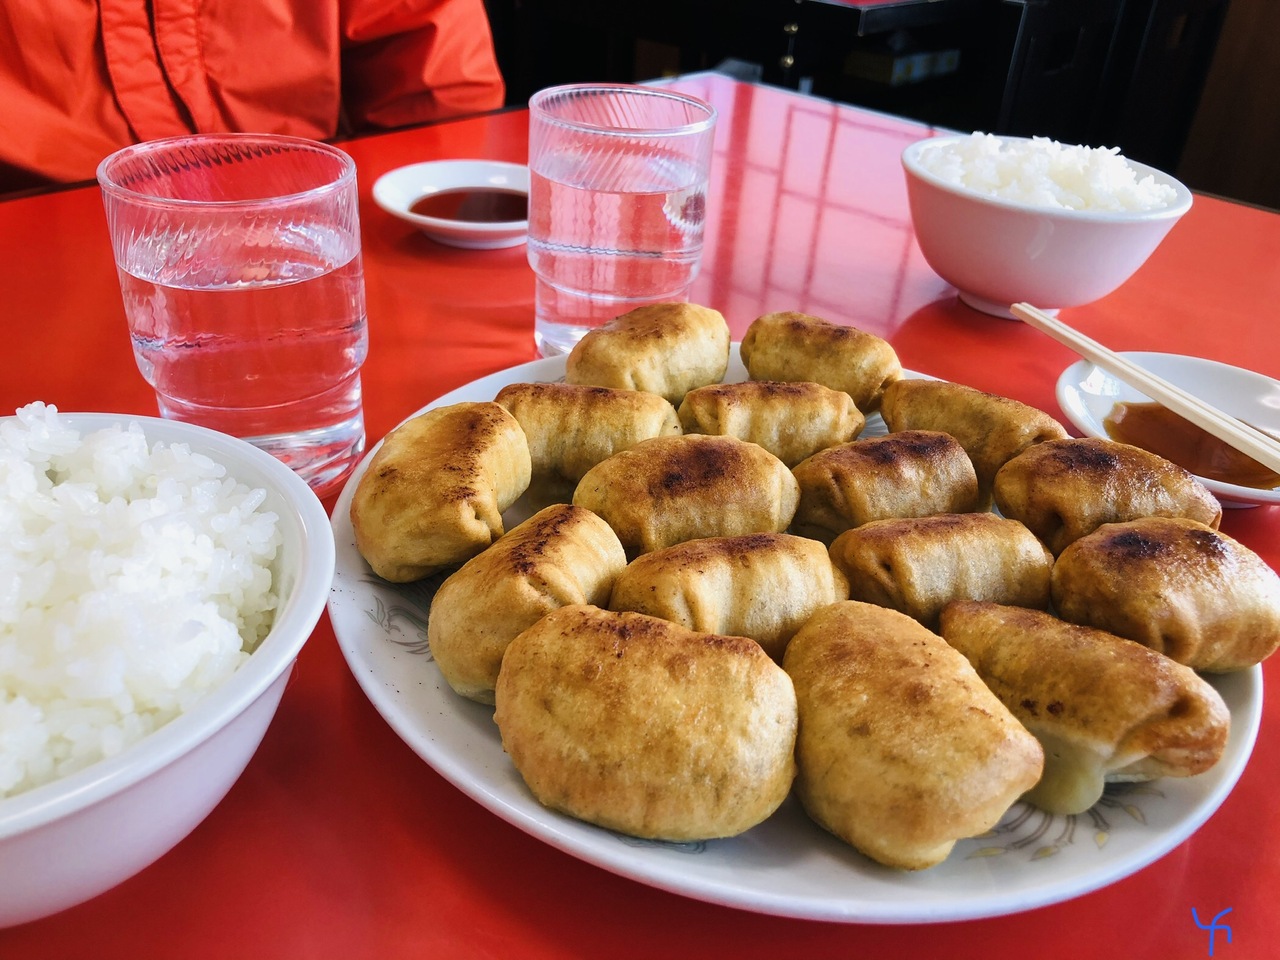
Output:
[[828, 512, 1052, 628], [993, 437, 1222, 555], [573, 434, 799, 556], [608, 533, 849, 661], [428, 504, 627, 703], [880, 378, 1069, 506], [494, 605, 798, 841], [350, 402, 531, 582], [677, 380, 865, 467], [791, 430, 981, 544], [564, 302, 731, 405], [494, 381, 681, 482], [1052, 516, 1280, 672], [939, 601, 1231, 815], [783, 601, 1043, 870], [739, 311, 902, 412]]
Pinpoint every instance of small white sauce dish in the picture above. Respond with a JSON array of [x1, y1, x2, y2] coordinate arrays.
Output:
[[372, 159, 529, 249], [1056, 351, 1280, 508]]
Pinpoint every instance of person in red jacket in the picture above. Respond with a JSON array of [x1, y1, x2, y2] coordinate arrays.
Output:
[[0, 0, 506, 194]]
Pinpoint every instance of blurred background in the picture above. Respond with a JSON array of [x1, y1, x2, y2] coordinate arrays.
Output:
[[483, 0, 1278, 211]]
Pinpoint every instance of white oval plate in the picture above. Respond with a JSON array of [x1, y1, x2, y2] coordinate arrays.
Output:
[[1056, 351, 1280, 507], [328, 349, 1261, 923], [371, 159, 528, 249]]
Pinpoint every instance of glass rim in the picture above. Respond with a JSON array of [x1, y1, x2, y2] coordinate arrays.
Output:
[[528, 83, 717, 138], [95, 132, 357, 208]]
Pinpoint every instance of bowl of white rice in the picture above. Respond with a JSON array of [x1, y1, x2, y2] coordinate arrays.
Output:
[[0, 403, 334, 927], [902, 132, 1193, 317]]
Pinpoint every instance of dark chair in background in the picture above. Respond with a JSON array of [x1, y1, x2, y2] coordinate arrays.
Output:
[[1093, 0, 1232, 170], [994, 0, 1128, 147], [996, 0, 1230, 169], [485, 0, 1229, 175]]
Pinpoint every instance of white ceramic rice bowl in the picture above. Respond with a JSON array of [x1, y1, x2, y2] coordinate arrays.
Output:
[[902, 134, 1193, 318], [0, 413, 335, 928]]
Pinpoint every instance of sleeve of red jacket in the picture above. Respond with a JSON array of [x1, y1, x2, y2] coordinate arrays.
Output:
[[338, 0, 506, 130]]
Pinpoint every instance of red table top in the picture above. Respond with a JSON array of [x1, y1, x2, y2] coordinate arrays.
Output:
[[2, 73, 1277, 959]]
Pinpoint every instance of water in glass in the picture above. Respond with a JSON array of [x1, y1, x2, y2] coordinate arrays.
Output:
[[120, 219, 368, 498], [528, 149, 708, 356]]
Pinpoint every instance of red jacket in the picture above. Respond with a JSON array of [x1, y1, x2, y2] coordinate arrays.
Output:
[[0, 0, 506, 191]]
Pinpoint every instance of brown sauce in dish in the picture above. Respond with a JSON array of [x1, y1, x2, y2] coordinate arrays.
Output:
[[1103, 400, 1280, 489], [409, 187, 527, 222]]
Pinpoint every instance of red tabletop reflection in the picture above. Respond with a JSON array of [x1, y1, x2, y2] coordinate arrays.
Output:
[[1, 73, 1278, 959]]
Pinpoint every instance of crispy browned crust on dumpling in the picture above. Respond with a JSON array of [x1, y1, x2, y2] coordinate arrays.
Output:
[[783, 601, 1043, 870], [494, 605, 798, 841], [738, 311, 902, 412], [992, 437, 1222, 555], [573, 434, 799, 555], [1052, 517, 1280, 672], [791, 430, 981, 544], [494, 381, 681, 482], [879, 379, 1069, 506], [428, 504, 627, 703], [350, 402, 531, 582], [939, 601, 1230, 815], [828, 512, 1052, 628], [608, 533, 849, 661], [677, 379, 865, 467], [564, 302, 731, 404]]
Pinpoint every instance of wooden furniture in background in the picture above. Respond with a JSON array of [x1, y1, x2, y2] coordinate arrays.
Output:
[[1178, 0, 1280, 210], [485, 0, 1240, 195]]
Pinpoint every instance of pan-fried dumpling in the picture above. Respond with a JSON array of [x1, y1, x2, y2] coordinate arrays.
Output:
[[791, 430, 981, 544], [494, 381, 681, 482], [939, 601, 1231, 815], [677, 380, 864, 467], [564, 302, 731, 405], [783, 601, 1043, 870], [350, 402, 531, 582], [828, 512, 1052, 628], [880, 378, 1069, 506], [739, 311, 902, 412], [573, 434, 799, 556], [1052, 516, 1280, 672], [608, 532, 849, 661], [993, 437, 1222, 555], [494, 605, 798, 841], [428, 504, 627, 702]]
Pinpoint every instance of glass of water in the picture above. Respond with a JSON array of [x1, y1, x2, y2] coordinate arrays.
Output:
[[98, 134, 368, 499], [527, 84, 718, 357]]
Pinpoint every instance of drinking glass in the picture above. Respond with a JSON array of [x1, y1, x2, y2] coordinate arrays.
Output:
[[527, 84, 718, 356], [98, 133, 368, 499]]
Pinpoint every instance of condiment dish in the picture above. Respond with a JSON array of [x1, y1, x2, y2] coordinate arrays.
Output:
[[0, 412, 335, 926], [372, 159, 529, 249], [1056, 351, 1280, 507]]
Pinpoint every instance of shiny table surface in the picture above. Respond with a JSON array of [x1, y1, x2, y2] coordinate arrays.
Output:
[[2, 72, 1278, 959]]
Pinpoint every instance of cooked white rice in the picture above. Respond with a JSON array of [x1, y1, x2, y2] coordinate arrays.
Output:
[[0, 403, 281, 799], [917, 132, 1178, 212]]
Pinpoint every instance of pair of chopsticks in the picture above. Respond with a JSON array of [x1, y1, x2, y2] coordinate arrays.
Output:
[[1011, 302, 1280, 476]]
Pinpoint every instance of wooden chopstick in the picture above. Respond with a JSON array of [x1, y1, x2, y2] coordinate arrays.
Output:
[[1011, 302, 1280, 476]]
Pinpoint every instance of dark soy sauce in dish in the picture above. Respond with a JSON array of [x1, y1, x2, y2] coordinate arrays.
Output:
[[409, 188, 528, 223], [1104, 400, 1280, 489]]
